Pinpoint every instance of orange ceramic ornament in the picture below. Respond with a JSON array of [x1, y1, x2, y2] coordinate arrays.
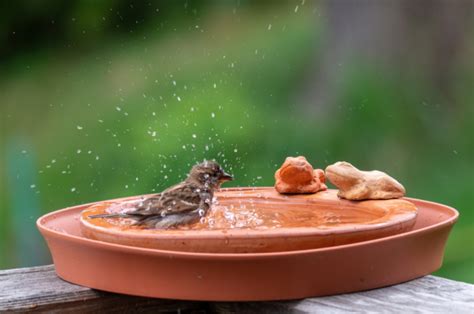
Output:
[[275, 156, 327, 194]]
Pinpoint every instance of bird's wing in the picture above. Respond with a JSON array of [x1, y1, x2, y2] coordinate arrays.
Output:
[[158, 182, 203, 214], [126, 182, 201, 217], [123, 194, 162, 217]]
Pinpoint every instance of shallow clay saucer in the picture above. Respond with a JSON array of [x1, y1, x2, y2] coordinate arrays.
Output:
[[37, 195, 457, 300], [80, 188, 418, 253]]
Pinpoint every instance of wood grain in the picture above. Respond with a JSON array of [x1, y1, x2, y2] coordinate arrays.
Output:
[[0, 265, 204, 313], [212, 276, 474, 314], [1, 265, 473, 313]]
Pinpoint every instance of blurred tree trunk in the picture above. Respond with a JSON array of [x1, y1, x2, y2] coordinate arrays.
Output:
[[300, 0, 474, 111]]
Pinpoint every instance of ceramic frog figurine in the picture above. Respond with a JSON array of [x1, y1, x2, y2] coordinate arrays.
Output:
[[325, 161, 405, 200]]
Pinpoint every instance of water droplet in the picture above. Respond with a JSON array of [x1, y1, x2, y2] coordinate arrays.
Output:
[[116, 106, 121, 111], [192, 134, 197, 138], [207, 218, 215, 227], [267, 24, 272, 30], [177, 96, 181, 102], [211, 112, 215, 118], [71, 187, 76, 192], [76, 125, 83, 130], [77, 149, 81, 154], [30, 184, 36, 189]]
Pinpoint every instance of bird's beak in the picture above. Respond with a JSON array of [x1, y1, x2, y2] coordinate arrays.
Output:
[[220, 172, 233, 182]]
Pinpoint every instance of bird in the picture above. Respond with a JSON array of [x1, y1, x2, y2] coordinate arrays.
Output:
[[88, 160, 233, 229]]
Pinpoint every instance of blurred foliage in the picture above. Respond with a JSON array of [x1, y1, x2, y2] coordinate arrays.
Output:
[[1, 1, 473, 284], [0, 0, 207, 58]]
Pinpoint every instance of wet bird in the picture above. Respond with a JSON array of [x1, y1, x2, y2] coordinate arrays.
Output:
[[89, 160, 233, 228]]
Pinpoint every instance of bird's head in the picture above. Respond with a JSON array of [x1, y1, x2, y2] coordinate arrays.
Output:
[[188, 160, 233, 189]]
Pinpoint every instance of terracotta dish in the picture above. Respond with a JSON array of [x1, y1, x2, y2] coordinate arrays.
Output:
[[37, 190, 457, 300], [80, 188, 417, 253]]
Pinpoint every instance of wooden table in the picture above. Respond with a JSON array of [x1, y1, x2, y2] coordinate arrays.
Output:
[[1, 265, 473, 313]]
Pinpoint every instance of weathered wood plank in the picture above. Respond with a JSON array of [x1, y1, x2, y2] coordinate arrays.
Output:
[[0, 265, 205, 313], [1, 265, 473, 313], [211, 276, 474, 314]]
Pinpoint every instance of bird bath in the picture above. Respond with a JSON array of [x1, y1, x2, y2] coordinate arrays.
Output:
[[37, 193, 457, 300], [80, 187, 418, 253]]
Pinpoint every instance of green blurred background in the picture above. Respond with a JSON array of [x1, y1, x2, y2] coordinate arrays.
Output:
[[1, 0, 473, 283]]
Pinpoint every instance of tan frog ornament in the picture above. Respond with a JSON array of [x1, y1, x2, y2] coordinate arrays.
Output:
[[325, 161, 405, 200]]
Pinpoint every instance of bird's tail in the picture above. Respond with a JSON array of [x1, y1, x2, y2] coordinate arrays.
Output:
[[88, 213, 128, 219]]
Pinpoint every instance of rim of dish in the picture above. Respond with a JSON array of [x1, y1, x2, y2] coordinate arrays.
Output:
[[36, 190, 458, 259]]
